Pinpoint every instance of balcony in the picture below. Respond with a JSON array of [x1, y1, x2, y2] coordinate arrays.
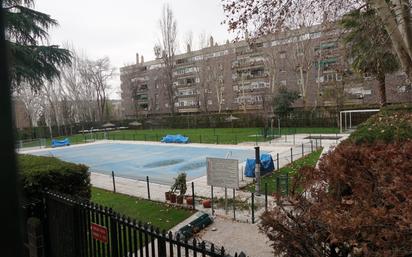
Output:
[[177, 107, 200, 113], [233, 73, 269, 81], [232, 60, 264, 69], [173, 82, 197, 89]]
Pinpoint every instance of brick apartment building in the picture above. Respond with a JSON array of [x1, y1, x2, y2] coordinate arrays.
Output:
[[120, 23, 412, 119]]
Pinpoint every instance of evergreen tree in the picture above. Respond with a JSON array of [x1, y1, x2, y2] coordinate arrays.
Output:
[[273, 86, 299, 117], [340, 8, 399, 106], [3, 0, 71, 91]]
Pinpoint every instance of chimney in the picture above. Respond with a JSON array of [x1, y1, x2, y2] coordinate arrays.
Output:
[[141, 55, 144, 64], [209, 36, 214, 47], [136, 53, 139, 64], [187, 43, 191, 53]]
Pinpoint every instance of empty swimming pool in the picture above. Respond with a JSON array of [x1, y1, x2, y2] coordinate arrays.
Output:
[[32, 142, 257, 184]]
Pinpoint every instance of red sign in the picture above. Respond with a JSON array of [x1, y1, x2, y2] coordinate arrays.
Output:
[[91, 223, 108, 244]]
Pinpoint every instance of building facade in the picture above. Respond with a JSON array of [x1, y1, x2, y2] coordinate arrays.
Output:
[[120, 24, 412, 119]]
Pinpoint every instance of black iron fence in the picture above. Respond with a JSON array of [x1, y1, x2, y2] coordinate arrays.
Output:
[[39, 191, 243, 257]]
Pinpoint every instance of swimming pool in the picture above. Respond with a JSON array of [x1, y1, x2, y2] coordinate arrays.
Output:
[[32, 142, 257, 184]]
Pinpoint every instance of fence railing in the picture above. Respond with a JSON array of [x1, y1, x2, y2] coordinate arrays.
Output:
[[44, 191, 242, 257]]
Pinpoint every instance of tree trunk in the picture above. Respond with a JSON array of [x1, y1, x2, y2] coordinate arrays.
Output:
[[377, 74, 387, 106], [372, 0, 412, 81]]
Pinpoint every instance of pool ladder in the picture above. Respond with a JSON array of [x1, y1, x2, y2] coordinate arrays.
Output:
[[225, 151, 232, 159]]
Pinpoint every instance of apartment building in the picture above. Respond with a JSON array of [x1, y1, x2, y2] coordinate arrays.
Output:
[[120, 24, 412, 119]]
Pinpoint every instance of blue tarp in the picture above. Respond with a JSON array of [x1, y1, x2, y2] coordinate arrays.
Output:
[[51, 138, 70, 147], [244, 153, 275, 177], [160, 134, 189, 144]]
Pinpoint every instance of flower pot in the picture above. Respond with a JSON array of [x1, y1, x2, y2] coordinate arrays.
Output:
[[202, 199, 211, 208], [186, 197, 193, 205], [165, 191, 171, 201], [177, 195, 184, 204], [170, 193, 177, 203]]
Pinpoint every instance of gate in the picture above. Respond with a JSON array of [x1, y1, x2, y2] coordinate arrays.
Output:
[[42, 191, 241, 257]]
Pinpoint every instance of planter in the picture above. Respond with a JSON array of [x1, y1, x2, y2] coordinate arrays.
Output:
[[186, 197, 193, 205], [170, 193, 177, 203], [177, 195, 184, 204], [202, 199, 211, 208], [165, 191, 171, 201]]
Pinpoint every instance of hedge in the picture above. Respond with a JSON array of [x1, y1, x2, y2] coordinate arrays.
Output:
[[349, 109, 412, 144], [18, 154, 91, 199]]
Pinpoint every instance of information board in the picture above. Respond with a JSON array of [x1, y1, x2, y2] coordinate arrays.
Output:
[[206, 157, 239, 189]]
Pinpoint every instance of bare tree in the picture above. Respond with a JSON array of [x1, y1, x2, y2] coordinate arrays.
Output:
[[15, 86, 42, 128], [183, 30, 193, 52], [158, 4, 178, 114], [223, 0, 412, 83], [61, 51, 99, 124], [80, 57, 115, 122], [198, 31, 212, 50]]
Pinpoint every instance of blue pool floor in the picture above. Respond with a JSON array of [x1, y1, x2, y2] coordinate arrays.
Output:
[[33, 142, 257, 184]]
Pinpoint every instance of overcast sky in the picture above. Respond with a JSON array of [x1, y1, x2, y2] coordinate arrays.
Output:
[[35, 0, 233, 98]]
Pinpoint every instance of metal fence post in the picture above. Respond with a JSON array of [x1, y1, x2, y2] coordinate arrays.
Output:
[[251, 192, 255, 224], [211, 186, 214, 215], [311, 140, 313, 152], [216, 135, 219, 144], [191, 182, 195, 210], [199, 134, 202, 143], [264, 183, 268, 212], [233, 189, 236, 221], [276, 153, 279, 171], [320, 135, 322, 147], [286, 173, 289, 196], [276, 176, 280, 196], [146, 176, 150, 200], [293, 133, 295, 145], [290, 148, 293, 163], [235, 135, 237, 144], [109, 209, 119, 257], [112, 171, 116, 193], [157, 230, 167, 256], [302, 143, 304, 157]]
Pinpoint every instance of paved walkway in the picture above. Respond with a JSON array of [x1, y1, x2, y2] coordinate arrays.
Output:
[[197, 216, 275, 257]]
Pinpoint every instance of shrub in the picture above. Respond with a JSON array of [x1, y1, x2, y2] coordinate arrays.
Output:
[[349, 109, 412, 144], [261, 140, 412, 257], [18, 154, 91, 199]]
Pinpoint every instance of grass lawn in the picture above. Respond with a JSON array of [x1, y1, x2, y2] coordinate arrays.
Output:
[[42, 127, 339, 148], [91, 187, 194, 231], [244, 148, 323, 194]]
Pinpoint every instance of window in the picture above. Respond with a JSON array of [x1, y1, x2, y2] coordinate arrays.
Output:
[[280, 80, 287, 86], [207, 100, 213, 105], [325, 73, 334, 82], [233, 85, 238, 91], [279, 52, 286, 59], [336, 73, 342, 81], [165, 103, 169, 108]]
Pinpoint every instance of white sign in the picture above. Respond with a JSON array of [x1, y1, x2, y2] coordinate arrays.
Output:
[[206, 158, 239, 189]]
